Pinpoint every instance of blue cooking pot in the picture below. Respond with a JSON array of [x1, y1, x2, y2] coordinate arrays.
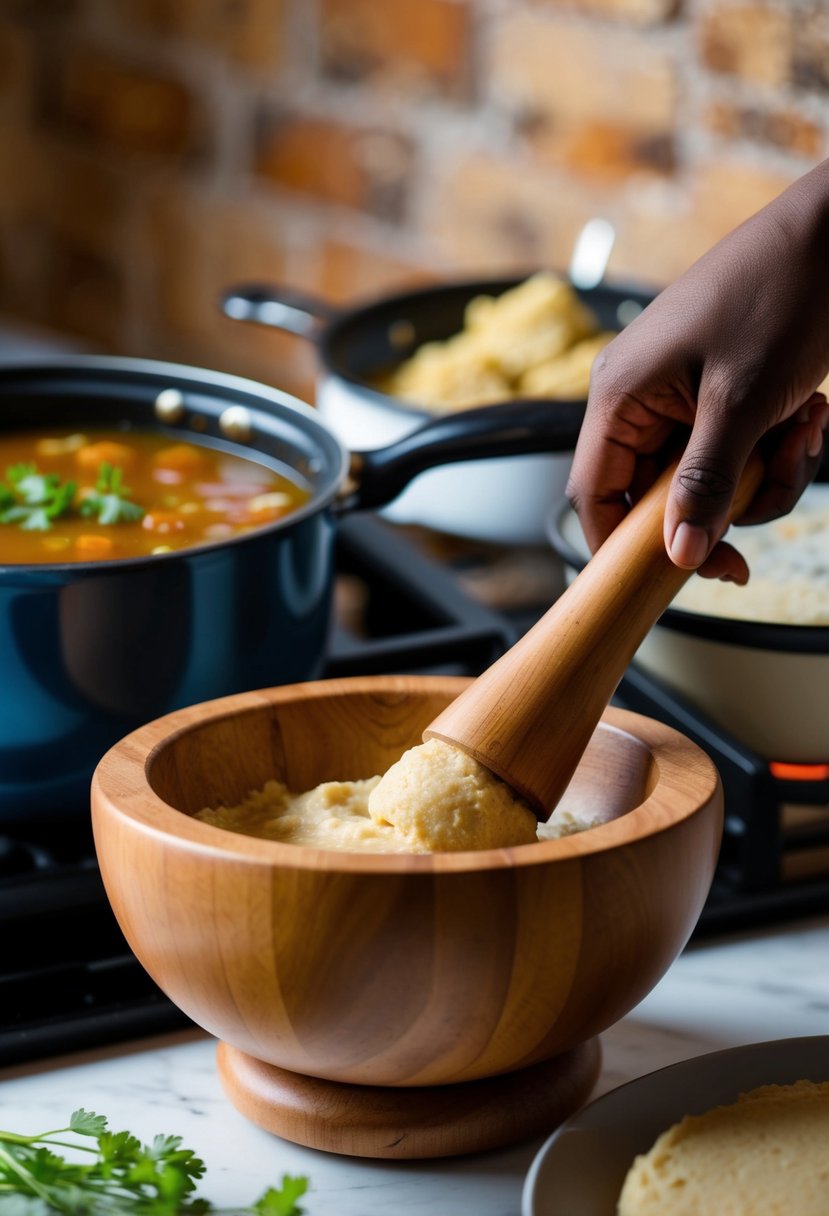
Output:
[[0, 356, 584, 823]]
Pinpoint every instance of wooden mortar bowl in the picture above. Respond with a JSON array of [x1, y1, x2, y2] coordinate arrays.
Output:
[[91, 675, 722, 1089]]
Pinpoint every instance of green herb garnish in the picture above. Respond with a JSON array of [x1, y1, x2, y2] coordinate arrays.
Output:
[[7, 464, 66, 506], [0, 461, 145, 533], [0, 465, 77, 532], [0, 1109, 309, 1214], [79, 463, 145, 525]]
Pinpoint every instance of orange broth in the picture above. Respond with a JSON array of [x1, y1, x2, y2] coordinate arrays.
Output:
[[0, 429, 310, 564]]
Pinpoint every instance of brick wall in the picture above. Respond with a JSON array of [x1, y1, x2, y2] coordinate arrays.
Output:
[[0, 0, 826, 400]]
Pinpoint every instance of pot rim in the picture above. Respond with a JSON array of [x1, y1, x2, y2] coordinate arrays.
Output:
[[0, 354, 350, 576], [90, 674, 722, 877], [547, 496, 829, 653]]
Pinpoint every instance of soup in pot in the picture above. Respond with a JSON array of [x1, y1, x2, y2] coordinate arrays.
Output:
[[0, 429, 310, 564]]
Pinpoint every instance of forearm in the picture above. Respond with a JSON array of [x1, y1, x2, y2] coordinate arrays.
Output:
[[774, 157, 829, 245]]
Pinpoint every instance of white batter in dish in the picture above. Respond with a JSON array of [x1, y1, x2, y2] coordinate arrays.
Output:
[[562, 483, 829, 626], [673, 484, 829, 625]]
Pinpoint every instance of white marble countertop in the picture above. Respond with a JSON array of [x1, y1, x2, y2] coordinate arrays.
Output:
[[2, 913, 828, 1215]]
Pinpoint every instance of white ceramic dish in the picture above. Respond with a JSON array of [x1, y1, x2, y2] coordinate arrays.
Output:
[[522, 1035, 829, 1216]]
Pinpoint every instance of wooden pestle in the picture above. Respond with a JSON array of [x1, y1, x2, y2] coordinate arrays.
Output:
[[424, 453, 764, 818]]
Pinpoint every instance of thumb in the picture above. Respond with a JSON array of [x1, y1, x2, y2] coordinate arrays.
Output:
[[664, 420, 758, 570]]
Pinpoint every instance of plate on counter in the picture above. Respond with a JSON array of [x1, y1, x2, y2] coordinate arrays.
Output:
[[522, 1035, 829, 1216]]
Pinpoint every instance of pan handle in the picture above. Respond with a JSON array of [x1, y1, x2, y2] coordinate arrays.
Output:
[[339, 399, 585, 513], [220, 283, 338, 339]]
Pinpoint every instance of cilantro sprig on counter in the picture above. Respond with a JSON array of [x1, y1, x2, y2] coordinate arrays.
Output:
[[0, 1108, 309, 1215], [0, 462, 144, 532]]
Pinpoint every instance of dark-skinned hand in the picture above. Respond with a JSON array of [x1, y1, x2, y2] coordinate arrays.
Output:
[[567, 158, 829, 583]]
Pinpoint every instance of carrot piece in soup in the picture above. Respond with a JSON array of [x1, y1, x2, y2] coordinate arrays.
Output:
[[153, 444, 210, 473], [75, 534, 115, 558], [76, 441, 136, 471]]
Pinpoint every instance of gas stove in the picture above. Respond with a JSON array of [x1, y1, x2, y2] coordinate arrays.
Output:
[[3, 515, 829, 1068], [0, 515, 515, 1068]]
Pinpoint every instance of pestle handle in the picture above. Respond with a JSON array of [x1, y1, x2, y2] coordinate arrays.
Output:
[[424, 453, 764, 818]]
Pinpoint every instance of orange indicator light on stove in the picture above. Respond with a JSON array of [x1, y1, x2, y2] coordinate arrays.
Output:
[[769, 761, 829, 782]]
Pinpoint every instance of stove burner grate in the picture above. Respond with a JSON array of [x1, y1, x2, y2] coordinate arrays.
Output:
[[615, 662, 829, 936]]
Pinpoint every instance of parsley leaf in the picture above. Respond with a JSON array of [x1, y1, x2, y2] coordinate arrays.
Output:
[[68, 1112, 107, 1139], [252, 1177, 309, 1215], [79, 463, 144, 525], [0, 1112, 309, 1215]]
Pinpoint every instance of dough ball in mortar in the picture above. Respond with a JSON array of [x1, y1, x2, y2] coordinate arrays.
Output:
[[367, 738, 538, 851]]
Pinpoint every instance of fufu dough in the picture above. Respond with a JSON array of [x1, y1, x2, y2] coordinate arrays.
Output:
[[367, 738, 538, 851], [383, 271, 610, 410], [195, 740, 595, 853], [617, 1079, 829, 1216], [194, 775, 406, 853]]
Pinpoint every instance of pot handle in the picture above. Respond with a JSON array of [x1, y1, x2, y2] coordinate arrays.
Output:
[[220, 282, 338, 339], [340, 399, 584, 512]]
